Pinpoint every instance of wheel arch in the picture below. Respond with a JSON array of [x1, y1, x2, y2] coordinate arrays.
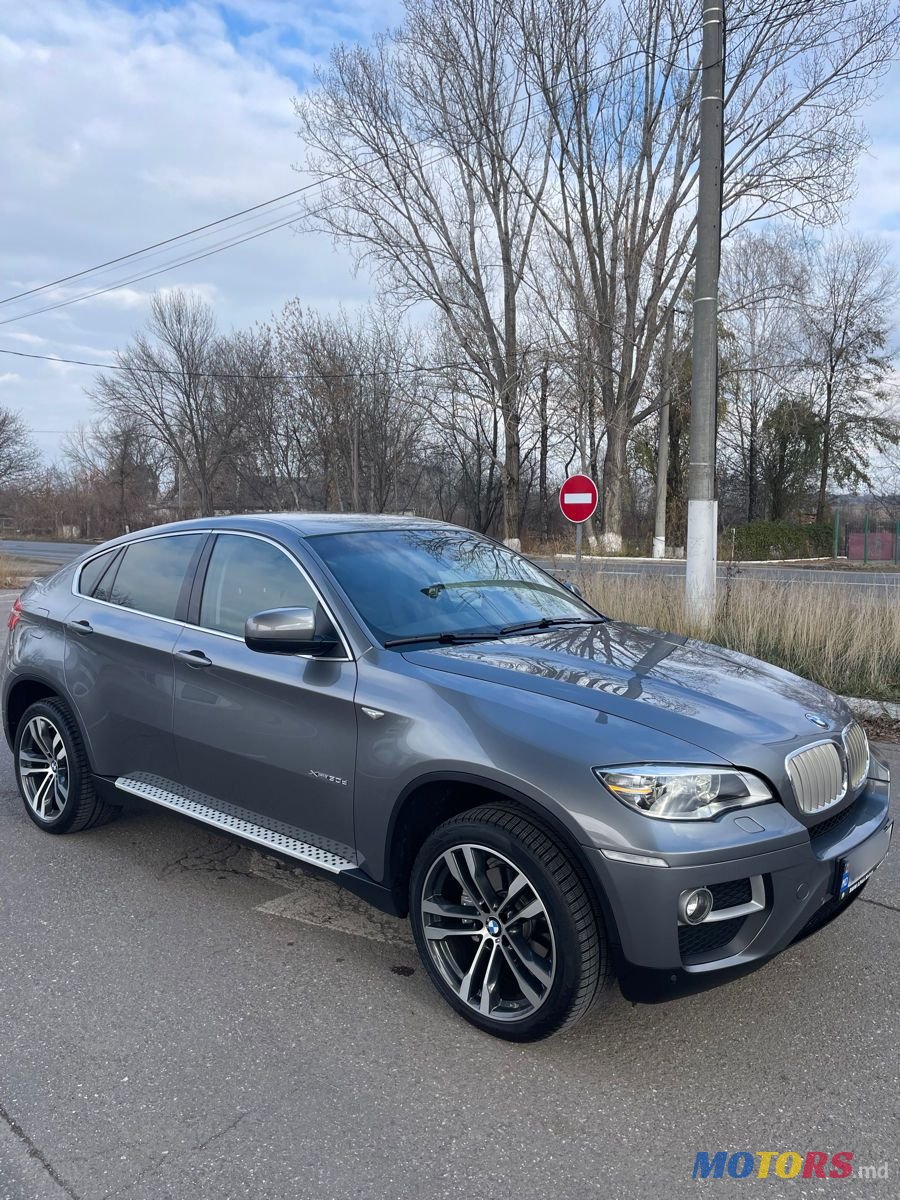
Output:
[[5, 676, 59, 746], [383, 771, 619, 943], [4, 675, 90, 760]]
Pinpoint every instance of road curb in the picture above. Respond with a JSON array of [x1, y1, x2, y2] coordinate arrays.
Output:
[[840, 696, 900, 721]]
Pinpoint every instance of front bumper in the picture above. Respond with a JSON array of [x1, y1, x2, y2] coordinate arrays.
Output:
[[585, 757, 892, 1002]]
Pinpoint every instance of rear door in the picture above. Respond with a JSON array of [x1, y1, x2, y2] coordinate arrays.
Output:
[[64, 532, 206, 780], [171, 531, 358, 855]]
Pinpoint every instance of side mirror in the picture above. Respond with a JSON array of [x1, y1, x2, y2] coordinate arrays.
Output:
[[244, 607, 338, 657], [562, 579, 583, 598]]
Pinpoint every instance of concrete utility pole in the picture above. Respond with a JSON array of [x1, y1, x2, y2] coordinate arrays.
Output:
[[652, 315, 675, 559], [685, 0, 725, 622]]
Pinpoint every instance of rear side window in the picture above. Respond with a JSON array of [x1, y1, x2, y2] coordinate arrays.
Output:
[[78, 549, 119, 599], [106, 534, 203, 620], [199, 534, 317, 637]]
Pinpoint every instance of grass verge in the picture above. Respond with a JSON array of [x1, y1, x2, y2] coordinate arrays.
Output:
[[582, 571, 900, 702], [0, 555, 28, 589]]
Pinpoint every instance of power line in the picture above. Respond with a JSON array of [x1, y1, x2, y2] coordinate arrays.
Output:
[[0, 41, 703, 327], [0, 181, 334, 308], [0, 205, 328, 328], [0, 343, 625, 386], [0, 343, 504, 383]]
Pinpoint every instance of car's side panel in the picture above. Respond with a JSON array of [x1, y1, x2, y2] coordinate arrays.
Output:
[[63, 598, 182, 779], [3, 581, 77, 746], [170, 626, 359, 855], [348, 648, 737, 883]]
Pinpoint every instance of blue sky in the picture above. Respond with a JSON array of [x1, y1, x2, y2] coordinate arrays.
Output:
[[0, 0, 898, 460]]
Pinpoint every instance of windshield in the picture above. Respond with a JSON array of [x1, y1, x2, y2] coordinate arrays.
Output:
[[309, 528, 599, 645]]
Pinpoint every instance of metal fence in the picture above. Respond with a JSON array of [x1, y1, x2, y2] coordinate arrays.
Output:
[[841, 517, 900, 563]]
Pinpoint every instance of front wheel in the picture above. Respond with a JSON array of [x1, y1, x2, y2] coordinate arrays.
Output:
[[409, 805, 610, 1041]]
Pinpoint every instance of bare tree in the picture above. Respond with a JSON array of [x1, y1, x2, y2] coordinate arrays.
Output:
[[294, 0, 558, 541], [718, 229, 806, 521], [799, 234, 900, 520], [89, 291, 245, 517], [0, 407, 40, 488], [515, 0, 900, 548], [64, 413, 166, 536]]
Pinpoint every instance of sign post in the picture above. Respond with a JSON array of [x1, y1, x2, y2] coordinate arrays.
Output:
[[559, 474, 599, 566]]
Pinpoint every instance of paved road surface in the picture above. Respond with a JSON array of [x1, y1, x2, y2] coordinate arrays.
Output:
[[0, 540, 93, 565], [0, 720, 896, 1198], [2, 537, 900, 591], [539, 557, 900, 591]]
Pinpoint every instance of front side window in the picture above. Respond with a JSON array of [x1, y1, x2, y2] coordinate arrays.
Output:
[[199, 534, 317, 637], [310, 528, 597, 644], [106, 535, 203, 620]]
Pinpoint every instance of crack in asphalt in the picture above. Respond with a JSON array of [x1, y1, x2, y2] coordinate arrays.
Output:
[[191, 1110, 249, 1154], [159, 838, 258, 880], [0, 1100, 80, 1200], [860, 895, 900, 915]]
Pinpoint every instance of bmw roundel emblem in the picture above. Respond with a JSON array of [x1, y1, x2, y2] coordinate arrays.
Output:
[[805, 713, 828, 729]]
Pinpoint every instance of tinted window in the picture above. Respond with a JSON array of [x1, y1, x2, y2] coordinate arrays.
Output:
[[107, 535, 203, 619], [78, 549, 119, 599], [311, 529, 595, 643], [199, 534, 317, 637]]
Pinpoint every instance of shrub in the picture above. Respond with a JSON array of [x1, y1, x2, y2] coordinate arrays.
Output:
[[720, 520, 833, 562]]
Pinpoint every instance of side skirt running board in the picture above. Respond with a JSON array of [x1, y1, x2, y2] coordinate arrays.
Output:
[[114, 772, 357, 874]]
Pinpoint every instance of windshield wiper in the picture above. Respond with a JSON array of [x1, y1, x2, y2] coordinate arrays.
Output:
[[383, 630, 498, 648], [498, 616, 607, 636], [384, 615, 607, 648]]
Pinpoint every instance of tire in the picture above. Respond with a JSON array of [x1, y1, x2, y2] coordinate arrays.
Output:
[[409, 804, 611, 1041], [13, 698, 121, 834]]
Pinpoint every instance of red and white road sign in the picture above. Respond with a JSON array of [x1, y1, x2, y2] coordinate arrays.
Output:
[[559, 474, 598, 523]]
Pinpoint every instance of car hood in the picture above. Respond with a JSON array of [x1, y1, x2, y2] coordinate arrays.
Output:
[[404, 621, 851, 765]]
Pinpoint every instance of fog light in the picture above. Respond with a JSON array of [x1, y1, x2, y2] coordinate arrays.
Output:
[[679, 887, 713, 925]]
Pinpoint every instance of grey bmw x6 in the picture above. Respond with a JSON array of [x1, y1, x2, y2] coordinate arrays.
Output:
[[2, 514, 893, 1040]]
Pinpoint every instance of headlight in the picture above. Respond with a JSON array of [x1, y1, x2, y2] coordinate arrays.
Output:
[[593, 764, 772, 820]]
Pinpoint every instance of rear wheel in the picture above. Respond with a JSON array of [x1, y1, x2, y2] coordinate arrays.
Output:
[[409, 804, 610, 1041], [14, 698, 120, 833]]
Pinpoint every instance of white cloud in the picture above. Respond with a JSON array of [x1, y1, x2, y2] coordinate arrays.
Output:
[[0, 0, 896, 461], [2, 331, 49, 346], [0, 0, 397, 458], [0, 373, 22, 385]]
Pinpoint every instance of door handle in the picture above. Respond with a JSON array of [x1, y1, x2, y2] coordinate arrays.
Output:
[[66, 619, 93, 635], [175, 649, 212, 668]]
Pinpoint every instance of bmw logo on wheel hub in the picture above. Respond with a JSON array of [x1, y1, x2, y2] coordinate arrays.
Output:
[[486, 918, 501, 936]]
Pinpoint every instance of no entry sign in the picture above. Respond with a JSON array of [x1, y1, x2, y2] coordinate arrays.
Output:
[[559, 474, 598, 524]]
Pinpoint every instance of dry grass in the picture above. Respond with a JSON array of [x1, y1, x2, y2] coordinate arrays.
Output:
[[0, 555, 26, 589], [581, 571, 900, 701]]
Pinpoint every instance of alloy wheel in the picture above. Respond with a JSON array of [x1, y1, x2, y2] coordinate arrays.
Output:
[[419, 842, 557, 1022], [18, 715, 70, 822]]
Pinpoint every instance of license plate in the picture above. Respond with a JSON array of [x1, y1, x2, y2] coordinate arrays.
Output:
[[836, 820, 893, 899]]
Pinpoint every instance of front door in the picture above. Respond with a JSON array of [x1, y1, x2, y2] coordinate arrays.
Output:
[[171, 532, 358, 857]]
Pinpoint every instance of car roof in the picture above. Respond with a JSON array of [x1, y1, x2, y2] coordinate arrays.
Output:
[[84, 512, 463, 554]]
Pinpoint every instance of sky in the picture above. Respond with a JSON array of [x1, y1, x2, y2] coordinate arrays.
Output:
[[1, 0, 900, 462]]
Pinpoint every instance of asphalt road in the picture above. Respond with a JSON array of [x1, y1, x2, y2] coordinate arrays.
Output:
[[0, 541, 93, 566], [2, 537, 898, 591], [539, 558, 900, 591], [0, 728, 897, 1198]]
